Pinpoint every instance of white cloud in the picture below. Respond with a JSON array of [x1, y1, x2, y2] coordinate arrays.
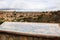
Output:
[[0, 0, 60, 11]]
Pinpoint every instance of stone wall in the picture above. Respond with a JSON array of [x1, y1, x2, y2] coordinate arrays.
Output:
[[0, 33, 60, 40]]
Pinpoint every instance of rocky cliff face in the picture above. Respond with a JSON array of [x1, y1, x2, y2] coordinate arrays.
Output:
[[0, 11, 60, 23]]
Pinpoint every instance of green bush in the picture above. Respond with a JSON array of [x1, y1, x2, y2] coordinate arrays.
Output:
[[0, 22, 3, 25], [0, 18, 4, 20]]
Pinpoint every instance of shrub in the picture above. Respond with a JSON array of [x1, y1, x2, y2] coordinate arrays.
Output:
[[0, 22, 3, 25]]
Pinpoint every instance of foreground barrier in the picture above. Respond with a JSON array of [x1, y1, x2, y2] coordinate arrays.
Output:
[[0, 22, 60, 40]]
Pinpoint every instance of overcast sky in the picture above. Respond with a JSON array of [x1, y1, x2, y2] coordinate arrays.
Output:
[[0, 0, 60, 11]]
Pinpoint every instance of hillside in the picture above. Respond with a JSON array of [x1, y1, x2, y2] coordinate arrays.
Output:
[[0, 11, 60, 24]]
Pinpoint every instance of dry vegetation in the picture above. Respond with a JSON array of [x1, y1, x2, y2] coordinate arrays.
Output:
[[0, 11, 60, 24]]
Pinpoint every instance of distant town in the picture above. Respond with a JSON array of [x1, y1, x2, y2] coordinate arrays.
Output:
[[0, 10, 60, 24]]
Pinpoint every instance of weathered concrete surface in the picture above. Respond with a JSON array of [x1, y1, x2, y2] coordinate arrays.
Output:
[[0, 22, 60, 37]]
